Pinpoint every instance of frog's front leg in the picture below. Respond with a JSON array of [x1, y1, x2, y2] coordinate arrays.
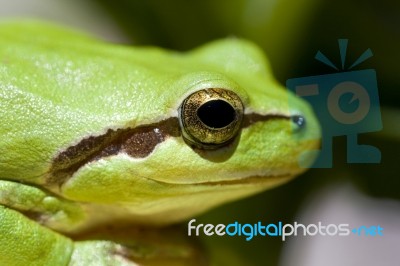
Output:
[[0, 204, 73, 265], [0, 180, 137, 266], [0, 180, 207, 266], [0, 179, 79, 265], [0, 205, 143, 266]]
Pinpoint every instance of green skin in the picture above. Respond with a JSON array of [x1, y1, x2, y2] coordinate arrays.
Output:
[[0, 21, 320, 265]]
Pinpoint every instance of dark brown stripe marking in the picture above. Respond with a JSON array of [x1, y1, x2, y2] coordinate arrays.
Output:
[[48, 117, 180, 186], [242, 113, 290, 128], [48, 113, 290, 186]]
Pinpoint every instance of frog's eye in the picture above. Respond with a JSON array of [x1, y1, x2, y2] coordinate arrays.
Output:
[[179, 88, 244, 149]]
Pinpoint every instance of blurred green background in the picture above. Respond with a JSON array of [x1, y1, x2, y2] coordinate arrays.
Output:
[[1, 0, 399, 265]]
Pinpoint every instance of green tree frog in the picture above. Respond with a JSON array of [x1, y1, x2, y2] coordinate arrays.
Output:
[[0, 21, 320, 265]]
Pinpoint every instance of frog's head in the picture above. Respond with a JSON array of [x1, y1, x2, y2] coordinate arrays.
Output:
[[46, 38, 320, 226]]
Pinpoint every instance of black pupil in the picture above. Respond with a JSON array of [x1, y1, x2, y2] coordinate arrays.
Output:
[[197, 100, 236, 128]]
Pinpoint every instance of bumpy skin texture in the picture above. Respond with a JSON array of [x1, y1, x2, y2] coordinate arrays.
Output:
[[0, 21, 320, 265]]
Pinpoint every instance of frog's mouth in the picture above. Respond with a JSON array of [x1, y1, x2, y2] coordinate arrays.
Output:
[[48, 114, 290, 187], [175, 174, 294, 187]]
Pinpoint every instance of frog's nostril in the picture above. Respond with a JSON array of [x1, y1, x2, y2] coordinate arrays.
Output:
[[291, 115, 306, 130]]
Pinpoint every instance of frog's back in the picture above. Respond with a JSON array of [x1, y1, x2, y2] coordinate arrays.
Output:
[[0, 21, 187, 182]]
